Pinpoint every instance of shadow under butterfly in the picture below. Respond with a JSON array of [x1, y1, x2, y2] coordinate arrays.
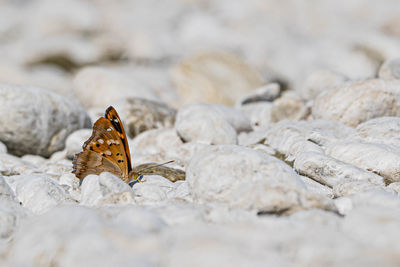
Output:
[[72, 106, 185, 186]]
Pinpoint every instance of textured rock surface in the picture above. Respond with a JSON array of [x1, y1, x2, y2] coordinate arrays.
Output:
[[326, 141, 400, 183], [65, 129, 92, 160], [175, 103, 251, 145], [121, 98, 176, 138], [186, 145, 335, 213], [299, 70, 348, 100], [312, 80, 400, 127], [0, 83, 90, 157], [353, 117, 400, 146], [171, 51, 264, 106], [379, 58, 400, 80]]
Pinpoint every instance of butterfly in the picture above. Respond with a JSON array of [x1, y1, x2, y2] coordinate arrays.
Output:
[[72, 106, 185, 184]]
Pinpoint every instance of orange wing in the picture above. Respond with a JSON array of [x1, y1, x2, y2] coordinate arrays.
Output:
[[105, 106, 133, 173], [72, 106, 133, 182]]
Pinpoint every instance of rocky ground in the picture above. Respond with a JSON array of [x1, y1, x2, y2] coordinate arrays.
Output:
[[1, 0, 400, 266]]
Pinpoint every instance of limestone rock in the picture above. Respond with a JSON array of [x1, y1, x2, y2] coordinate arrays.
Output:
[[379, 58, 400, 80], [326, 141, 400, 183], [6, 205, 161, 266], [0, 82, 91, 157], [270, 95, 308, 122], [354, 117, 400, 147], [65, 129, 92, 160], [14, 175, 73, 214], [80, 172, 133, 206], [121, 98, 176, 138], [171, 51, 264, 106], [294, 152, 384, 188], [312, 79, 400, 127], [186, 145, 335, 214], [175, 103, 251, 145], [237, 83, 281, 105], [299, 70, 348, 100]]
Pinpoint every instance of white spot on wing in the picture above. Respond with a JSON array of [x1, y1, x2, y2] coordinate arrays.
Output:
[[105, 150, 112, 156], [98, 139, 104, 144], [107, 128, 112, 132]]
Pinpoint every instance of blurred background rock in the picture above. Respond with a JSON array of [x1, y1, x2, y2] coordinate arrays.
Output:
[[2, 0, 400, 108]]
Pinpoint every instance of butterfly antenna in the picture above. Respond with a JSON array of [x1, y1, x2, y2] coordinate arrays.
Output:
[[136, 160, 175, 173]]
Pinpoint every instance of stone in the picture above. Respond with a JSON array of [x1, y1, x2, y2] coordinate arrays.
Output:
[[299, 175, 333, 198], [175, 103, 251, 145], [0, 82, 91, 157], [150, 203, 205, 225], [0, 175, 16, 201], [270, 94, 308, 122], [171, 51, 264, 106], [0, 200, 30, 239], [73, 66, 159, 109], [294, 152, 384, 188], [132, 175, 176, 205], [20, 154, 46, 167], [379, 58, 400, 80], [312, 79, 400, 127], [326, 141, 400, 183], [332, 181, 385, 197], [80, 172, 133, 206], [14, 175, 73, 214], [120, 98, 176, 138], [240, 102, 273, 130], [65, 129, 92, 160], [237, 83, 281, 105], [59, 173, 81, 201], [6, 205, 161, 266], [342, 206, 400, 251], [353, 117, 400, 147], [299, 70, 348, 100], [186, 145, 336, 214], [263, 121, 326, 161]]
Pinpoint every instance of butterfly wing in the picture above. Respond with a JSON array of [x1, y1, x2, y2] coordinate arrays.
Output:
[[72, 150, 123, 178], [72, 107, 132, 182], [105, 106, 132, 173]]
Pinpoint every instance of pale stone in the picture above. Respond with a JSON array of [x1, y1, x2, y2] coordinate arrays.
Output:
[[186, 145, 335, 214], [294, 152, 384, 188], [121, 98, 176, 138], [0, 175, 16, 201], [14, 175, 73, 214], [237, 83, 281, 105], [354, 117, 400, 147], [0, 200, 30, 239], [132, 175, 175, 205], [171, 51, 264, 106], [342, 206, 400, 251], [326, 141, 400, 183], [300, 175, 333, 198], [73, 66, 159, 109], [299, 70, 348, 100], [65, 129, 92, 160], [6, 205, 161, 266], [379, 58, 400, 80], [80, 172, 133, 206], [0, 82, 91, 157], [175, 103, 251, 145], [240, 102, 273, 130], [270, 95, 308, 122], [312, 79, 400, 127]]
